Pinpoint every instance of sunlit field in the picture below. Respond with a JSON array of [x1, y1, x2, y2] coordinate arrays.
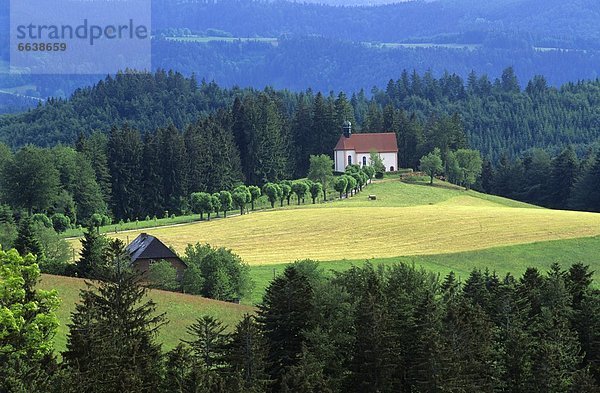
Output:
[[39, 274, 254, 352], [67, 180, 600, 266]]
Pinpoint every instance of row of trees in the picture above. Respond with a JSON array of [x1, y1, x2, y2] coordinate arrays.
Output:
[[3, 248, 599, 392]]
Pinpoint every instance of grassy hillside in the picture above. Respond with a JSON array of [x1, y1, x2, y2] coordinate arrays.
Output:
[[38, 274, 254, 353], [70, 180, 600, 265]]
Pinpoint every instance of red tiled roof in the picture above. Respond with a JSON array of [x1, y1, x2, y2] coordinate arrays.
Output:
[[334, 133, 398, 153]]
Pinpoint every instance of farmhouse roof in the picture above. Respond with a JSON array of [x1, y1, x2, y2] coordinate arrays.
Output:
[[334, 133, 398, 153], [126, 233, 185, 265]]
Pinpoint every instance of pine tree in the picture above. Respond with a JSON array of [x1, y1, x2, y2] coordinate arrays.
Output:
[[410, 289, 444, 392], [141, 131, 164, 216], [63, 250, 165, 392], [292, 94, 316, 177], [14, 217, 43, 258], [440, 293, 497, 392], [347, 266, 393, 393], [569, 150, 600, 212], [494, 274, 533, 393], [549, 146, 579, 209], [231, 97, 251, 180], [246, 95, 289, 185], [226, 314, 270, 393], [566, 263, 600, 383], [162, 344, 227, 393], [311, 93, 338, 157], [185, 315, 229, 369], [76, 226, 109, 278], [529, 264, 583, 392], [213, 111, 244, 191], [107, 125, 144, 220], [363, 101, 384, 133], [257, 265, 314, 391], [77, 132, 113, 206], [157, 124, 188, 213], [479, 158, 495, 194], [63, 256, 165, 393]]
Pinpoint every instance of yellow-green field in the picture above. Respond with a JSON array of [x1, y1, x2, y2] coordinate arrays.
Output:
[[39, 274, 254, 352], [50, 180, 600, 348], [69, 180, 600, 265]]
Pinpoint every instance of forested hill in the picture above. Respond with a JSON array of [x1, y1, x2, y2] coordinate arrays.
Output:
[[3, 0, 600, 101], [152, 0, 600, 48], [2, 69, 600, 161]]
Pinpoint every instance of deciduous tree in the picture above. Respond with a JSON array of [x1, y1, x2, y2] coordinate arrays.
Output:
[[419, 148, 443, 185]]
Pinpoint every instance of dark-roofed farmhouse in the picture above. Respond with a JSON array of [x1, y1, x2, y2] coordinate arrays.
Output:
[[126, 233, 187, 279]]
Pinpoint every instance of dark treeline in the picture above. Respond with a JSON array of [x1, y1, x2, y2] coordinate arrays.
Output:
[[4, 0, 600, 101], [4, 69, 600, 161], [4, 253, 600, 392], [4, 37, 600, 104], [4, 70, 600, 219], [476, 146, 600, 212]]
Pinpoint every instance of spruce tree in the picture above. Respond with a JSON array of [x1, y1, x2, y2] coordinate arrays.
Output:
[[440, 294, 497, 392], [162, 344, 226, 393], [107, 125, 144, 220], [76, 225, 108, 278], [226, 314, 270, 392], [566, 263, 600, 383], [570, 150, 600, 212], [529, 264, 583, 392], [63, 255, 165, 393], [184, 315, 229, 369], [141, 131, 164, 216], [494, 274, 533, 393], [347, 266, 393, 393], [257, 265, 314, 391], [14, 217, 43, 258], [410, 289, 444, 392], [157, 124, 188, 214], [549, 146, 579, 209]]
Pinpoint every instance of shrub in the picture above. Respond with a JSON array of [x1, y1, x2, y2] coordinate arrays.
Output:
[[219, 191, 233, 218], [32, 213, 52, 229], [291, 181, 309, 205], [263, 183, 283, 208], [90, 213, 103, 228], [51, 213, 71, 233], [182, 243, 253, 301], [101, 215, 112, 226], [148, 260, 180, 291]]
